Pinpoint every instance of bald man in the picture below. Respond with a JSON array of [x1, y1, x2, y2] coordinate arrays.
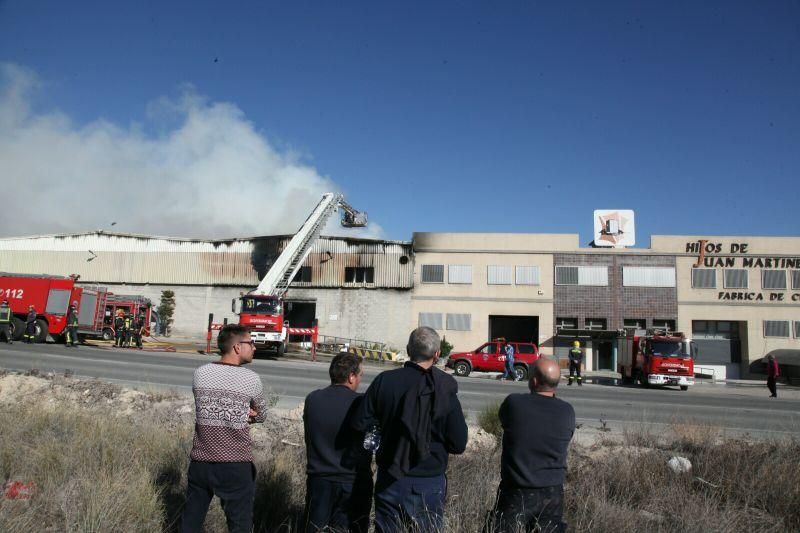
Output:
[[492, 358, 576, 533]]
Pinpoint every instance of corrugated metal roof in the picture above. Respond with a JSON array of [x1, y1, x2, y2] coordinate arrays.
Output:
[[0, 232, 413, 288]]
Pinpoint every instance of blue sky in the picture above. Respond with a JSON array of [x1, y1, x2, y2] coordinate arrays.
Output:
[[1, 1, 798, 244]]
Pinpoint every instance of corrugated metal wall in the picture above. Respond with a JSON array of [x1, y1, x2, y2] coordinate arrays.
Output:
[[0, 232, 413, 288]]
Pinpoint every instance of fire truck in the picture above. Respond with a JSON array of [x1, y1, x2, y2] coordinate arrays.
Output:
[[618, 329, 697, 391], [0, 273, 107, 343], [232, 193, 367, 354], [101, 294, 154, 341]]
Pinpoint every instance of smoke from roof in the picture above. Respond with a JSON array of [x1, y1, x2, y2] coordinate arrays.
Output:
[[0, 63, 382, 240]]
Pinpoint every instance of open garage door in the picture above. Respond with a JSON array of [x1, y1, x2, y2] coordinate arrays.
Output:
[[285, 300, 316, 342], [489, 315, 538, 344]]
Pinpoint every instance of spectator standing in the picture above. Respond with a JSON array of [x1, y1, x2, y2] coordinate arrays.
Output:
[[180, 324, 267, 533], [353, 327, 468, 533], [766, 354, 780, 398], [303, 352, 372, 532], [0, 300, 12, 344], [493, 358, 576, 533], [502, 341, 517, 381], [568, 340, 583, 386]]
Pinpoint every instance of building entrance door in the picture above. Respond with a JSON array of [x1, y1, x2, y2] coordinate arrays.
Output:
[[595, 341, 614, 371]]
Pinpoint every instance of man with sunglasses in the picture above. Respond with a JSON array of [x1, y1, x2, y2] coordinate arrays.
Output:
[[181, 324, 268, 533]]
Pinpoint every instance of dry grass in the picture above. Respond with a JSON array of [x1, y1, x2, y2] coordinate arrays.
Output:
[[1, 392, 798, 532]]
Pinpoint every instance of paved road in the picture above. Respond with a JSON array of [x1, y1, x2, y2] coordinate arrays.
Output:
[[1, 343, 798, 438]]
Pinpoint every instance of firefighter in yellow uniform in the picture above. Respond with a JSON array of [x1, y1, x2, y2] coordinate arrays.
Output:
[[123, 313, 133, 347], [0, 300, 13, 344], [568, 340, 583, 386]]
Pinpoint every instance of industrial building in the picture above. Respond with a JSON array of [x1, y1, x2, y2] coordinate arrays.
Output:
[[0, 232, 414, 350], [1, 227, 798, 379]]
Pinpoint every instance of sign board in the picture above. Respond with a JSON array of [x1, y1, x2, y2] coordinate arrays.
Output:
[[593, 210, 635, 247]]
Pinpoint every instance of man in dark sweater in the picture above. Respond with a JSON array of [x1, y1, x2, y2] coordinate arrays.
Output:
[[353, 327, 468, 533], [303, 352, 372, 532], [493, 358, 575, 533]]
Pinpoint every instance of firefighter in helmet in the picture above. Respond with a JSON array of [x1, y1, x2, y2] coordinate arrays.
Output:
[[131, 312, 145, 349], [114, 309, 126, 347], [24, 305, 37, 343], [65, 301, 80, 347], [0, 299, 12, 344], [568, 340, 584, 386], [123, 312, 133, 347]]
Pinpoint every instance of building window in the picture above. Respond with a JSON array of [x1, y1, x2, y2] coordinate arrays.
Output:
[[556, 317, 578, 330], [446, 313, 471, 331], [624, 318, 646, 330], [653, 319, 676, 332], [488, 265, 513, 285], [421, 264, 444, 283], [762, 270, 787, 290], [345, 267, 374, 283], [691, 268, 716, 289], [292, 266, 312, 283], [723, 269, 748, 289], [447, 265, 472, 284], [622, 267, 676, 287], [418, 313, 443, 329], [792, 270, 800, 290], [515, 266, 540, 285], [763, 320, 790, 338], [585, 318, 607, 330], [795, 321, 800, 338], [555, 266, 608, 286], [693, 320, 739, 340]]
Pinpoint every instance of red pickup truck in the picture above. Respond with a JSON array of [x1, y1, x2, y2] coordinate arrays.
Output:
[[445, 340, 540, 380]]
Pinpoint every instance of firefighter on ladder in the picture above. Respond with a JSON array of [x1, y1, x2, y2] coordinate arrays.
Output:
[[24, 305, 37, 343], [64, 301, 79, 347], [568, 340, 583, 386], [0, 300, 12, 344], [114, 310, 126, 347]]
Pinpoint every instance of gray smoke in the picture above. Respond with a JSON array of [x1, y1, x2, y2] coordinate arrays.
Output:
[[0, 63, 383, 240]]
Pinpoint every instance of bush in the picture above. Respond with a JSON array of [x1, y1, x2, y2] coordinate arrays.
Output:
[[477, 400, 504, 442], [157, 290, 176, 336], [440, 336, 454, 359]]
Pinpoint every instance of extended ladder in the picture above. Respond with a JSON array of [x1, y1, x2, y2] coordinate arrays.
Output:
[[253, 193, 367, 297]]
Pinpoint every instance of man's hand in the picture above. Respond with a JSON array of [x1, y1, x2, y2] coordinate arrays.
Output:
[[248, 408, 257, 423]]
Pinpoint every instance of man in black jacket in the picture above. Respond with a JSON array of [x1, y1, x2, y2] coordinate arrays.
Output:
[[493, 358, 575, 532], [353, 326, 468, 533], [303, 352, 372, 532]]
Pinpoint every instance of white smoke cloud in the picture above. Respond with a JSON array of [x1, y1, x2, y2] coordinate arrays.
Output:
[[0, 63, 383, 240]]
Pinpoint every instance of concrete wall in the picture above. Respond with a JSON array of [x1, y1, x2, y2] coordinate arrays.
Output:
[[90, 283, 411, 349]]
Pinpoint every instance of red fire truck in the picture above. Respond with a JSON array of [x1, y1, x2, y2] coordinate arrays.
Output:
[[618, 329, 697, 391], [101, 294, 154, 341], [232, 193, 366, 355], [0, 273, 107, 343]]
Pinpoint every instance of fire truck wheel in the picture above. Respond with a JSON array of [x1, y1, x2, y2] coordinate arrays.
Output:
[[453, 361, 471, 377], [11, 317, 25, 341], [102, 328, 114, 341], [637, 372, 650, 388], [34, 319, 49, 343], [513, 364, 528, 381], [680, 385, 689, 391], [277, 342, 286, 357]]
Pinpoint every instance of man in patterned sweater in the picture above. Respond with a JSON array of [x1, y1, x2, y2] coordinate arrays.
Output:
[[181, 324, 268, 533]]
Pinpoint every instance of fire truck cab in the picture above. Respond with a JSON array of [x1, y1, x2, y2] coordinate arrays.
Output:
[[618, 329, 697, 391], [234, 295, 289, 355]]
